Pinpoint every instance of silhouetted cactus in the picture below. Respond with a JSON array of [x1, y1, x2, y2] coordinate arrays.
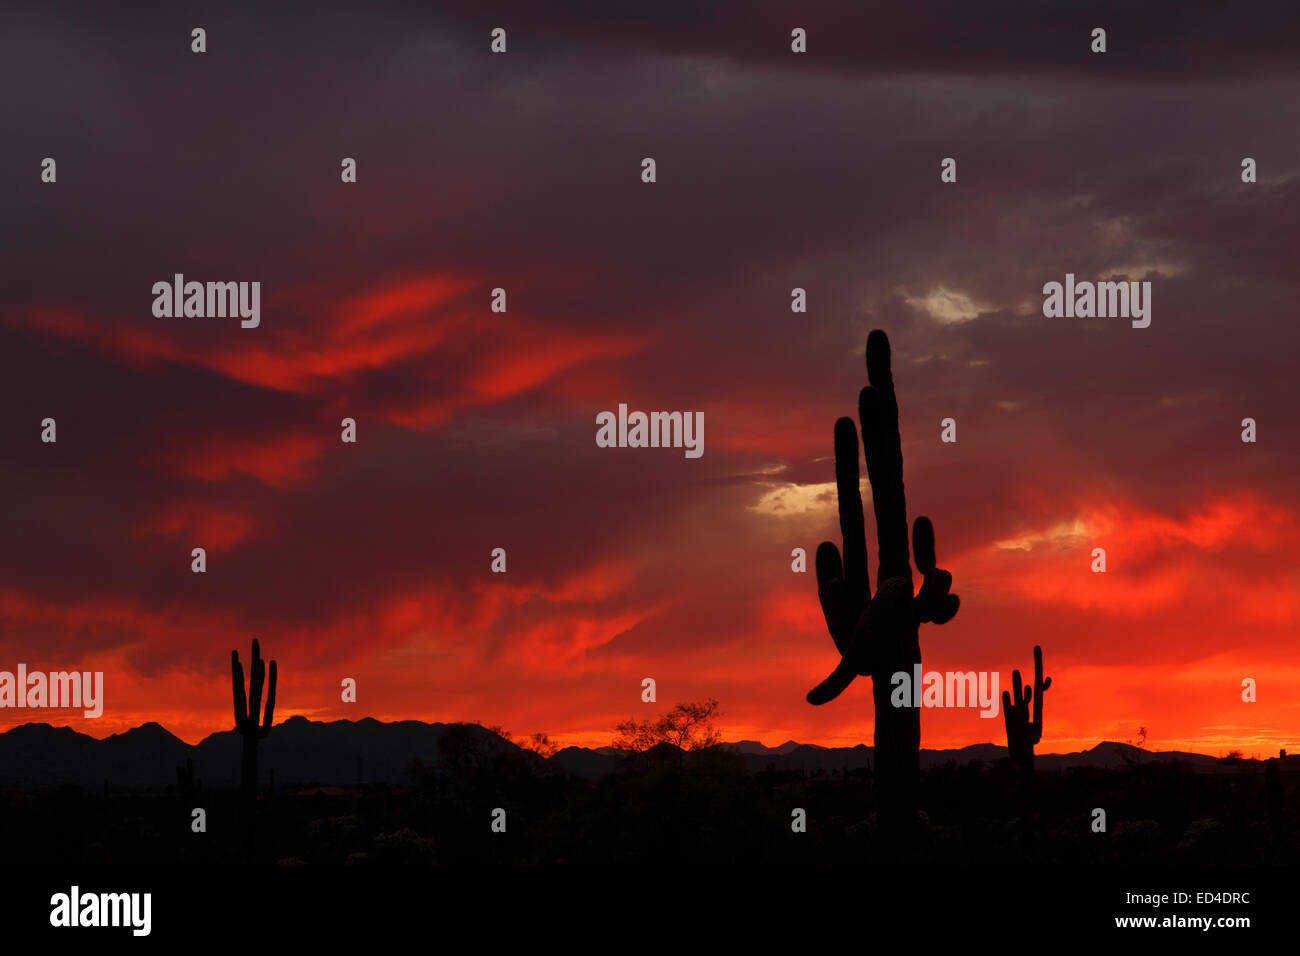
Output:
[[176, 756, 200, 798], [1002, 644, 1051, 776], [806, 330, 960, 846], [232, 638, 277, 805]]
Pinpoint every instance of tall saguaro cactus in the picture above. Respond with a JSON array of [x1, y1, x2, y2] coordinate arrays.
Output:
[[232, 638, 277, 804], [807, 330, 960, 847], [1002, 644, 1051, 777]]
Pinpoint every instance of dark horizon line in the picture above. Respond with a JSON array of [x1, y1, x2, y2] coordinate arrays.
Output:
[[0, 714, 1286, 763]]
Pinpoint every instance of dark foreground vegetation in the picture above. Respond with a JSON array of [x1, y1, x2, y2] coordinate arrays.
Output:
[[3, 742, 1293, 867]]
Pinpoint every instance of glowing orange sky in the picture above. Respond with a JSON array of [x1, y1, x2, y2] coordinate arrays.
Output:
[[2, 5, 1298, 761]]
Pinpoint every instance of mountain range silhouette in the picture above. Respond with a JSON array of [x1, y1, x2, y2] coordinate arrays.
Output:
[[0, 717, 1239, 791]]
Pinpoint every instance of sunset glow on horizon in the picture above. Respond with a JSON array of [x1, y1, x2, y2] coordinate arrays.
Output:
[[3, 4, 1297, 763]]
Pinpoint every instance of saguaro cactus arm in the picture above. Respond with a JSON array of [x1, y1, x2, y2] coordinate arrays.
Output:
[[1031, 643, 1050, 746], [261, 658, 277, 738], [232, 650, 247, 729]]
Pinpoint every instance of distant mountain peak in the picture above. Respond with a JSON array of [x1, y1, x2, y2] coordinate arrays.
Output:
[[729, 738, 813, 755], [4, 722, 81, 739], [121, 721, 178, 737]]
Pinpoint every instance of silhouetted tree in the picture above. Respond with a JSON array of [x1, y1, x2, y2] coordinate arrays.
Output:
[[520, 733, 561, 758], [613, 699, 722, 755], [438, 722, 535, 779], [804, 330, 960, 849], [478, 724, 559, 758]]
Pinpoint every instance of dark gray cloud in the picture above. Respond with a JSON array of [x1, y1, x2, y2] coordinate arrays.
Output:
[[0, 2, 1295, 742]]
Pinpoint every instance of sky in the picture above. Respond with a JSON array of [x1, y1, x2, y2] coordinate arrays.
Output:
[[1, 1, 1297, 756]]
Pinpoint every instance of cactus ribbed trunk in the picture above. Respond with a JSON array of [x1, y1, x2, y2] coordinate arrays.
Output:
[[240, 734, 258, 803], [873, 642, 920, 845]]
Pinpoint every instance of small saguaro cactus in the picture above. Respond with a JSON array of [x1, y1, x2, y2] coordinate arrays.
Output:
[[1002, 645, 1051, 776], [176, 756, 200, 798], [232, 638, 277, 803]]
